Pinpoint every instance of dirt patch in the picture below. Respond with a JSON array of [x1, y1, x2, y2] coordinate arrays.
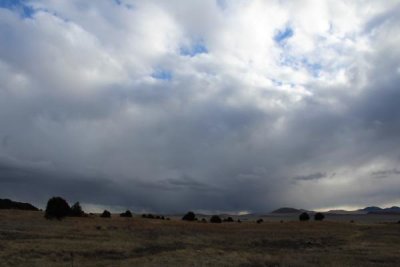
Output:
[[0, 231, 43, 240], [251, 237, 345, 250], [133, 242, 186, 256], [77, 249, 129, 260]]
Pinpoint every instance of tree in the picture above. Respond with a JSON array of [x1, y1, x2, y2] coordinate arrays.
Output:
[[120, 210, 132, 217], [182, 211, 196, 221], [210, 215, 222, 223], [299, 212, 310, 221], [70, 202, 84, 217], [223, 217, 234, 222], [100, 210, 111, 218], [314, 212, 325, 221], [45, 197, 71, 220]]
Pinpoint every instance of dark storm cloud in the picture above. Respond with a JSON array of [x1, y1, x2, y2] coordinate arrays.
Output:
[[293, 172, 327, 182]]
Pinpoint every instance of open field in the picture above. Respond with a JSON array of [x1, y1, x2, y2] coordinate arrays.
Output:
[[1, 210, 400, 266]]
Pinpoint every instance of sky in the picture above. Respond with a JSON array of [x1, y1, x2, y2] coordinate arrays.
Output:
[[1, 0, 400, 213]]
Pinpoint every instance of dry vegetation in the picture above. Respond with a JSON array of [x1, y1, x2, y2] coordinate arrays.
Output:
[[1, 210, 400, 266]]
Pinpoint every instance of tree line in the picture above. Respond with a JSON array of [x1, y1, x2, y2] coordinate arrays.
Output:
[[44, 196, 325, 222]]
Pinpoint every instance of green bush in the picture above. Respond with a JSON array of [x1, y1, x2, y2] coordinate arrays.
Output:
[[120, 210, 132, 217], [210, 215, 222, 223], [182, 211, 196, 221], [100, 210, 111, 218], [314, 212, 325, 221], [70, 202, 84, 217], [299, 212, 310, 221], [45, 197, 71, 220]]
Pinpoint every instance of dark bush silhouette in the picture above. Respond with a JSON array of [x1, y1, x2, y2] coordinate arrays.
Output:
[[182, 211, 196, 221], [210, 215, 222, 223], [237, 219, 241, 223], [314, 212, 325, 221], [256, 219, 263, 224], [120, 210, 132, 217], [299, 212, 310, 221], [147, 214, 155, 219], [100, 210, 111, 218], [0, 198, 39, 211], [142, 214, 166, 220], [201, 218, 207, 223], [223, 217, 234, 222], [45, 197, 71, 220], [69, 202, 84, 217]]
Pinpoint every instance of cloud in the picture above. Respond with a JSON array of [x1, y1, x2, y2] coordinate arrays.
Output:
[[371, 169, 400, 179], [0, 0, 399, 212], [293, 172, 327, 182]]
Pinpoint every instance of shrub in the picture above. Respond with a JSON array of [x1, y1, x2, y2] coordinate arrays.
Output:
[[314, 212, 325, 221], [45, 197, 71, 220], [100, 210, 111, 218], [256, 219, 263, 224], [210, 215, 222, 223], [237, 219, 241, 223], [223, 217, 234, 222], [201, 218, 207, 223], [182, 211, 196, 221], [120, 210, 132, 217], [299, 212, 310, 221], [70, 202, 84, 217]]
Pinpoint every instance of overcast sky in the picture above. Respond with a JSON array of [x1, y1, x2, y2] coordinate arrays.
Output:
[[1, 0, 400, 213]]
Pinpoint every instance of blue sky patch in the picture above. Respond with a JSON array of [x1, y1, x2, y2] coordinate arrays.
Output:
[[152, 69, 172, 81], [302, 59, 322, 77], [180, 42, 208, 57], [216, 0, 228, 10], [0, 0, 35, 18], [274, 27, 294, 44]]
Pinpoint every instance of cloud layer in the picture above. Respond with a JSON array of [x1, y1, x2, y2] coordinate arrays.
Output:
[[1, 0, 400, 213]]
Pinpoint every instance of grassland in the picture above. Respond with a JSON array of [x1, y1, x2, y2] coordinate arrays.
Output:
[[1, 210, 399, 266]]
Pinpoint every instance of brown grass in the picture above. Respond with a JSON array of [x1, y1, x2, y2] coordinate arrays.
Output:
[[0, 210, 399, 266]]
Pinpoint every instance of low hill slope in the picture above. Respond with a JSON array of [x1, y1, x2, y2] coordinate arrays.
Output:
[[0, 199, 39, 211], [271, 207, 302, 214]]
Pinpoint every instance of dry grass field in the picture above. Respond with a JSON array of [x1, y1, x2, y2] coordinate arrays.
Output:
[[1, 210, 400, 267]]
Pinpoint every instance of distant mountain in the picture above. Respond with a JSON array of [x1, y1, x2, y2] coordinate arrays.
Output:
[[271, 207, 303, 214], [326, 209, 360, 215], [358, 206, 382, 213], [367, 206, 400, 214], [0, 198, 39, 211]]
